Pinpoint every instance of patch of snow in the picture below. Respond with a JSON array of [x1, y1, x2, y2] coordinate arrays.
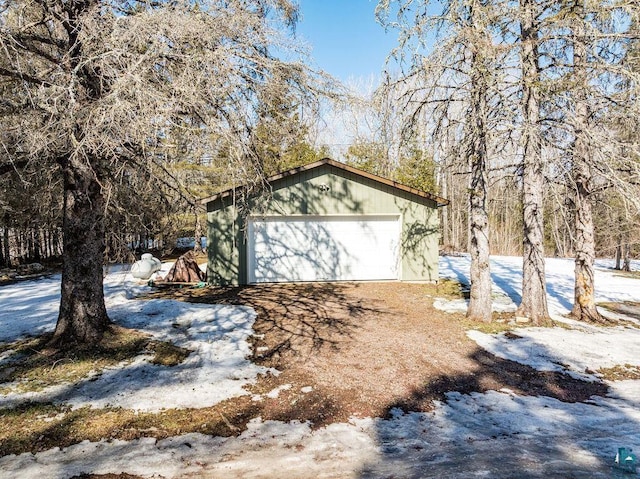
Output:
[[265, 383, 292, 399], [2, 391, 639, 479], [467, 327, 640, 381], [433, 297, 468, 314], [0, 264, 273, 412], [437, 255, 640, 319]]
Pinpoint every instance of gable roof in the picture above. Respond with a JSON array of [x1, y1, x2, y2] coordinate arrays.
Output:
[[200, 158, 450, 207]]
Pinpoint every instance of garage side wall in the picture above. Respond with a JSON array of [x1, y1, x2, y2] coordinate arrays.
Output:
[[397, 195, 440, 282], [206, 196, 244, 286], [207, 164, 440, 285]]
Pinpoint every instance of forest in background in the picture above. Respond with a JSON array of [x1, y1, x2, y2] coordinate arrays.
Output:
[[1, 0, 638, 335], [0, 0, 640, 267]]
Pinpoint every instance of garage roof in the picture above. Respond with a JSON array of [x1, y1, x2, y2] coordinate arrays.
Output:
[[200, 158, 449, 207]]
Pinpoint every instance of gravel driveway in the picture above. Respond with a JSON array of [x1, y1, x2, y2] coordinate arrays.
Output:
[[159, 281, 607, 423]]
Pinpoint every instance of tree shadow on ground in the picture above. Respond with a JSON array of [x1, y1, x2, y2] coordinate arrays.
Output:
[[383, 348, 608, 413], [598, 301, 640, 323], [0, 282, 378, 458], [0, 368, 344, 456], [149, 282, 381, 366], [439, 256, 576, 312], [358, 343, 639, 479]]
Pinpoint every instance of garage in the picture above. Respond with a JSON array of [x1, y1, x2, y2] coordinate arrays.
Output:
[[247, 215, 401, 283], [203, 158, 448, 286]]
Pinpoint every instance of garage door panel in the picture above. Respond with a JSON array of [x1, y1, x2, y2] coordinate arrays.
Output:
[[250, 221, 345, 282], [248, 216, 400, 283]]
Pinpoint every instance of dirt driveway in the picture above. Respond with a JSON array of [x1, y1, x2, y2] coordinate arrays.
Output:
[[152, 281, 607, 426]]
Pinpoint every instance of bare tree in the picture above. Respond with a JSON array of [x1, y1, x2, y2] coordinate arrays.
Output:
[[377, 0, 511, 322], [337, 80, 405, 177], [544, 0, 639, 321], [569, 0, 602, 322], [0, 0, 326, 347], [516, 0, 550, 323], [462, 1, 494, 322]]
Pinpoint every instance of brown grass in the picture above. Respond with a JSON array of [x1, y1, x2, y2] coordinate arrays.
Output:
[[0, 325, 191, 394], [612, 269, 640, 280], [597, 301, 640, 327], [597, 364, 640, 381]]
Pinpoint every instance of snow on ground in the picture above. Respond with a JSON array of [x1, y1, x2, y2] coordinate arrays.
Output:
[[1, 256, 640, 478], [468, 326, 640, 381], [438, 254, 640, 320], [0, 262, 274, 411]]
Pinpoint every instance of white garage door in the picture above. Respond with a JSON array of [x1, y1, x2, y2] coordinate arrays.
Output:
[[248, 215, 400, 283]]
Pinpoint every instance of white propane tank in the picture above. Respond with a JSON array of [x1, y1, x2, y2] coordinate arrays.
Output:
[[131, 253, 162, 279]]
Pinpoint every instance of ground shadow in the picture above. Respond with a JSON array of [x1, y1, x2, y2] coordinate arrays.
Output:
[[0, 282, 383, 459], [147, 282, 381, 365], [439, 255, 575, 312], [598, 301, 640, 322], [439, 256, 470, 290], [382, 348, 608, 413], [357, 341, 639, 479]]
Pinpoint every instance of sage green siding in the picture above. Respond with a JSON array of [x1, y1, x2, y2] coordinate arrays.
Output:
[[207, 163, 440, 285]]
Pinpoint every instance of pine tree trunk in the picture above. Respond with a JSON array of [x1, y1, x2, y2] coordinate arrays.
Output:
[[467, 49, 492, 323], [51, 158, 110, 347], [517, 0, 549, 324], [570, 3, 602, 323]]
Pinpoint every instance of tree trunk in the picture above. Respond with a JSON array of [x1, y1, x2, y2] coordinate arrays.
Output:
[[570, 2, 602, 323], [615, 241, 622, 270], [53, 228, 62, 257], [517, 0, 549, 324], [32, 229, 41, 262], [193, 211, 204, 253], [571, 167, 602, 321], [623, 243, 631, 271], [51, 158, 110, 347], [468, 161, 492, 321], [467, 48, 492, 323], [0, 229, 4, 268], [440, 169, 450, 248], [571, 169, 604, 322], [3, 217, 11, 268]]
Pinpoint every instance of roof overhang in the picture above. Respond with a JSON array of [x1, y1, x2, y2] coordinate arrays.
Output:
[[200, 158, 450, 208]]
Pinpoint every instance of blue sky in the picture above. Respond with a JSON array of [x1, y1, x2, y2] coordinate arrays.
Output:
[[296, 0, 398, 83]]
